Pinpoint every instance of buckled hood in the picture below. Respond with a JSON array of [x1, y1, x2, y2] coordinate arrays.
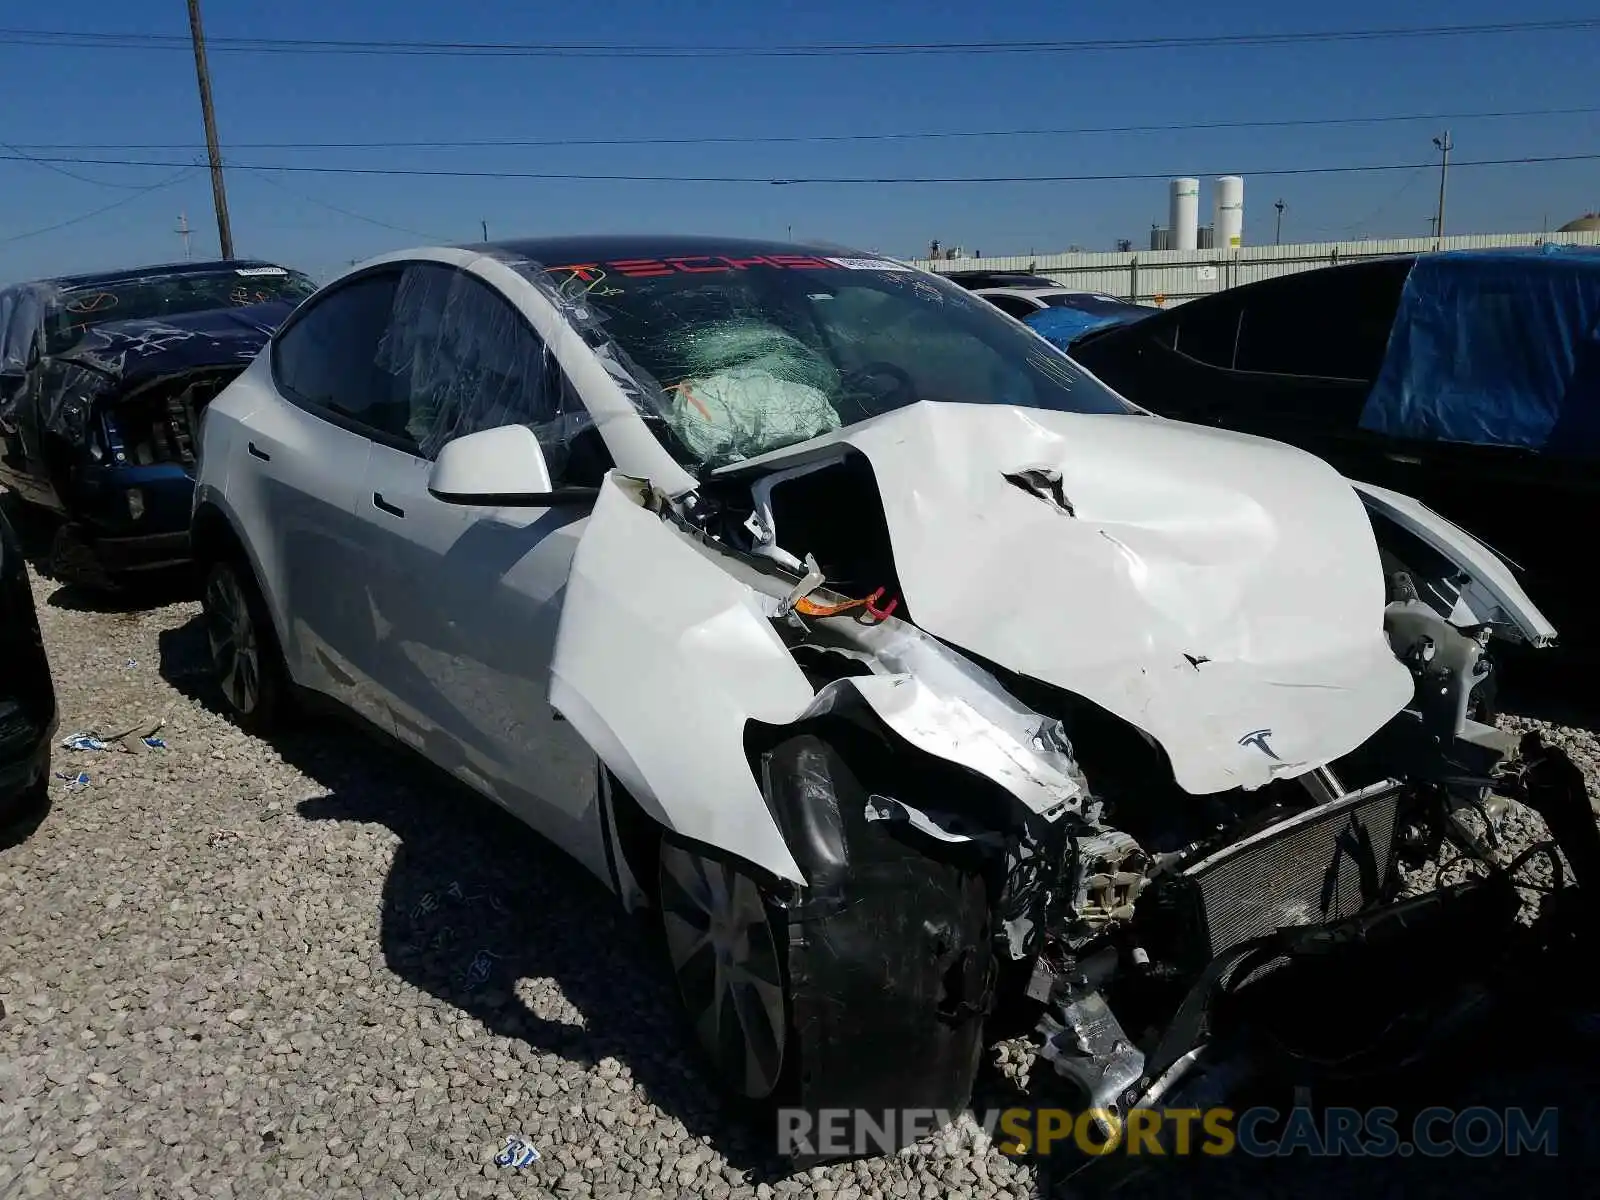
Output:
[[724, 402, 1416, 794], [52, 299, 294, 388]]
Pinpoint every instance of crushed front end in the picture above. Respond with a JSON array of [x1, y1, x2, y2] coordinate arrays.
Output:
[[657, 420, 1572, 1159], [39, 361, 238, 579], [10, 307, 290, 583]]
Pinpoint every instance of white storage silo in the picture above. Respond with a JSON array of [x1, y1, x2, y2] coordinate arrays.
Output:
[[1214, 176, 1244, 248], [1169, 178, 1200, 251]]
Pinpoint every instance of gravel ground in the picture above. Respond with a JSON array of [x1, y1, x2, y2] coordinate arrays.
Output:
[[4, 559, 1600, 1198]]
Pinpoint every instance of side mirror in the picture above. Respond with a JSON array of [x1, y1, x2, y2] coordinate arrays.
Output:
[[427, 424, 597, 507]]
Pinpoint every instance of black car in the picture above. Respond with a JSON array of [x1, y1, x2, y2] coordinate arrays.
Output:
[[1069, 246, 1600, 660], [0, 260, 317, 585], [0, 504, 57, 824], [938, 269, 1065, 290]]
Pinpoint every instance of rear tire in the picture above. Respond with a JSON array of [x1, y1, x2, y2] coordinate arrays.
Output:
[[46, 523, 118, 592], [202, 556, 289, 735]]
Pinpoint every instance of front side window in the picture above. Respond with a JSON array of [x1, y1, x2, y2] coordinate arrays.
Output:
[[373, 263, 595, 473], [534, 254, 1135, 471], [1232, 264, 1407, 382], [272, 271, 407, 440], [1172, 300, 1243, 368]]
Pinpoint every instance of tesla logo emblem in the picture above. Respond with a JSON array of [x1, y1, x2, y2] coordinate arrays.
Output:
[[1238, 728, 1281, 760]]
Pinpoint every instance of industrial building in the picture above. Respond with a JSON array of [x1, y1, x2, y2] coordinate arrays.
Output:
[[917, 177, 1600, 306]]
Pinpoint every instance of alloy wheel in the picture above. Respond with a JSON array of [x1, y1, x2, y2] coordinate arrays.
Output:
[[658, 840, 788, 1100], [205, 565, 261, 716]]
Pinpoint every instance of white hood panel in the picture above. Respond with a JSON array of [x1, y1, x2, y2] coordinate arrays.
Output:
[[740, 404, 1416, 794]]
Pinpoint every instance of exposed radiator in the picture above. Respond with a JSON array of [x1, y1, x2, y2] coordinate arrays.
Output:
[[1179, 780, 1403, 960]]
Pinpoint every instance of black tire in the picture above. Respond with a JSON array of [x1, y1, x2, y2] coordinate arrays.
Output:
[[0, 776, 51, 849], [45, 523, 119, 592], [201, 555, 289, 735], [658, 837, 793, 1104], [656, 731, 994, 1161]]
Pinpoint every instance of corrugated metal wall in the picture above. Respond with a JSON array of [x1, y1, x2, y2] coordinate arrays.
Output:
[[913, 229, 1600, 306]]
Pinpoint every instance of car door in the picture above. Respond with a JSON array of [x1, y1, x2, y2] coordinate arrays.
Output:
[[352, 260, 609, 866], [235, 267, 400, 726]]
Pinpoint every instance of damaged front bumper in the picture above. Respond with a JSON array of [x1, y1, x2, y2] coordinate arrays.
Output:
[[1035, 869, 1520, 1121], [28, 370, 223, 577], [1019, 759, 1538, 1166], [55, 460, 197, 571]]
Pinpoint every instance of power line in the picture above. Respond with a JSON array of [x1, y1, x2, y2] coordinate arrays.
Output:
[[0, 138, 174, 188], [0, 18, 1596, 58], [2, 150, 1595, 186], [11, 104, 1600, 154], [245, 169, 446, 240], [1329, 166, 1431, 236], [0, 167, 197, 245]]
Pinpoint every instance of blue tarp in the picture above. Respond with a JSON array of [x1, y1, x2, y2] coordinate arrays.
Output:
[[1024, 303, 1147, 349], [1358, 246, 1600, 457]]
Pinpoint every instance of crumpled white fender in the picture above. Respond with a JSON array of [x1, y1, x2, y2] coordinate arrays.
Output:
[[549, 473, 1092, 884]]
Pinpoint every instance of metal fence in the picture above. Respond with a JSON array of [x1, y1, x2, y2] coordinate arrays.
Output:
[[912, 229, 1600, 306]]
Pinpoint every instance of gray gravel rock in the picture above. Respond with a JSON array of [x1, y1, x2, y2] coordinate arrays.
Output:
[[3, 561, 1597, 1197]]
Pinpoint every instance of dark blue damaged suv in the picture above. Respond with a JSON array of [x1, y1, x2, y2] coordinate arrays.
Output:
[[0, 260, 316, 586]]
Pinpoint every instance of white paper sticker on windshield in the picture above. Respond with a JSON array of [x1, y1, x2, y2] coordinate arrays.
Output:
[[234, 266, 288, 276], [826, 257, 911, 272]]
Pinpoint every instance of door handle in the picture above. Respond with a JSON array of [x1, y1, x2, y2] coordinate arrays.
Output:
[[373, 492, 405, 518], [247, 441, 271, 461]]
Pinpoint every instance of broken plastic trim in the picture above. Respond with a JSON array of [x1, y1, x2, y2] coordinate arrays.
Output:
[[1355, 478, 1557, 647]]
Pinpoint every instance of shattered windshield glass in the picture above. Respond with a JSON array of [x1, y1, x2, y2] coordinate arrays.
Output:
[[44, 267, 318, 355], [538, 253, 1136, 469]]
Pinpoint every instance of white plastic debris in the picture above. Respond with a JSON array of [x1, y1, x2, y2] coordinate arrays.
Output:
[[494, 1135, 540, 1168]]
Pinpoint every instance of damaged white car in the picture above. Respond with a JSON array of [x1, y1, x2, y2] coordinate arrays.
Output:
[[190, 237, 1562, 1156]]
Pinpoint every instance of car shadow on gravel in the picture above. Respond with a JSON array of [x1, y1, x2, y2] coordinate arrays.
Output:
[[0, 783, 52, 851], [155, 611, 804, 1180], [2, 490, 199, 614]]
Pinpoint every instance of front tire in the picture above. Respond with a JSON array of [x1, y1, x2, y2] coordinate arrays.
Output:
[[656, 731, 995, 1160], [658, 839, 791, 1101], [202, 556, 288, 734]]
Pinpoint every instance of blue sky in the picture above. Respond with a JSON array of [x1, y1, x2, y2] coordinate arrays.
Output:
[[1, 1, 1596, 283]]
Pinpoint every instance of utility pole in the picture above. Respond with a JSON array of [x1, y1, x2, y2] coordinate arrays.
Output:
[[1273, 199, 1286, 245], [1432, 131, 1452, 248], [176, 212, 192, 260], [187, 0, 234, 259]]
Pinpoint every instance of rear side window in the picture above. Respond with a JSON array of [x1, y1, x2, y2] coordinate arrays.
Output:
[[1233, 263, 1408, 381], [272, 271, 407, 440]]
